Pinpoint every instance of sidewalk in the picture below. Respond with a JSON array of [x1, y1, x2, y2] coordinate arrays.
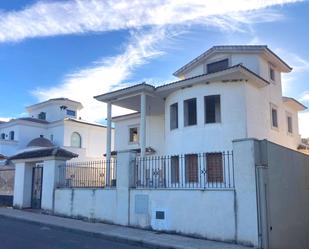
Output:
[[0, 207, 251, 249]]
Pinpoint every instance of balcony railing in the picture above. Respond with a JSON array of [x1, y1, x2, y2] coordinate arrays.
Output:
[[57, 159, 117, 188], [134, 152, 234, 189]]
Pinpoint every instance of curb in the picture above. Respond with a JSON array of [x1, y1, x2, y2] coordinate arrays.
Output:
[[0, 213, 176, 249]]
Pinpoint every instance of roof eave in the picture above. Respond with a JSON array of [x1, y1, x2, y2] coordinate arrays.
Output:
[[26, 98, 83, 112], [158, 65, 269, 94], [64, 118, 108, 128], [94, 83, 155, 103], [112, 112, 140, 122], [283, 97, 307, 111], [173, 45, 292, 76], [264, 49, 292, 73]]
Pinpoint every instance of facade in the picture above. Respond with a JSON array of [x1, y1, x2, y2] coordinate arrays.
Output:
[[95, 45, 306, 157], [0, 98, 112, 161], [10, 45, 309, 249]]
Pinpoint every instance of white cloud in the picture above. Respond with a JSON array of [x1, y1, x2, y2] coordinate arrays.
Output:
[[0, 0, 303, 42], [276, 50, 309, 94], [32, 27, 175, 121], [300, 92, 309, 102], [282, 52, 309, 73]]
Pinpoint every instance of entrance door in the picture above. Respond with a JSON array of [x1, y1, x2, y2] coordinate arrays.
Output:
[[31, 164, 43, 209]]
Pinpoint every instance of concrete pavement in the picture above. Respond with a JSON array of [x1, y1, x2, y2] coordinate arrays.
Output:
[[0, 216, 147, 249], [0, 207, 252, 249]]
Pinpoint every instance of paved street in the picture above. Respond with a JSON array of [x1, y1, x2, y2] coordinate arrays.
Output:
[[0, 216, 147, 249]]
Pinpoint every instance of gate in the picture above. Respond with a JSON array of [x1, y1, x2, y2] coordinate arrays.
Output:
[[0, 167, 15, 206], [31, 164, 43, 209]]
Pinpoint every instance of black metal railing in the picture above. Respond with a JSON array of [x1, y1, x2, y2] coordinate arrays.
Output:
[[57, 159, 117, 188], [134, 152, 234, 189]]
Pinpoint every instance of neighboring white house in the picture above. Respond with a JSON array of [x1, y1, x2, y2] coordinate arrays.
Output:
[[0, 98, 112, 162], [95, 45, 307, 158]]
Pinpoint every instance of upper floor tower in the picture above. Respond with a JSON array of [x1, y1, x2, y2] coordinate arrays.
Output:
[[26, 98, 83, 122], [173, 45, 292, 94]]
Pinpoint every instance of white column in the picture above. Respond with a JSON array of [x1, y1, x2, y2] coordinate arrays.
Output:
[[232, 139, 259, 247], [41, 159, 65, 211], [140, 93, 146, 158], [13, 162, 33, 209], [115, 151, 136, 225], [106, 102, 112, 185]]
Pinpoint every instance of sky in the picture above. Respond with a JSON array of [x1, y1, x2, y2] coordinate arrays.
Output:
[[0, 0, 308, 137]]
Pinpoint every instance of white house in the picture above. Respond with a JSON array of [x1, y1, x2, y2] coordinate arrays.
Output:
[[0, 98, 112, 162], [10, 46, 309, 249], [95, 45, 306, 158]]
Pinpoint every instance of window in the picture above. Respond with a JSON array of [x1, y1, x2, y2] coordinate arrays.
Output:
[[38, 112, 46, 120], [287, 114, 293, 134], [0, 133, 5, 140], [269, 66, 275, 81], [50, 134, 54, 141], [271, 105, 278, 128], [170, 103, 178, 130], [185, 154, 198, 183], [206, 153, 223, 183], [71, 132, 82, 148], [184, 98, 197, 126], [205, 95, 221, 123], [171, 156, 179, 184], [9, 131, 14, 141], [207, 59, 229, 74], [66, 109, 76, 117], [129, 127, 139, 143]]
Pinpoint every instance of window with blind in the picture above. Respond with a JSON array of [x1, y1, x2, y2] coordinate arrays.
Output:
[[184, 98, 197, 126], [129, 127, 139, 143], [269, 66, 275, 81], [287, 114, 293, 134], [9, 131, 14, 141], [171, 156, 179, 183], [71, 132, 82, 148], [205, 95, 221, 123], [206, 59, 229, 74], [170, 103, 178, 130], [185, 154, 198, 183], [206, 153, 223, 182], [271, 105, 278, 128], [38, 112, 46, 120], [66, 109, 76, 117]]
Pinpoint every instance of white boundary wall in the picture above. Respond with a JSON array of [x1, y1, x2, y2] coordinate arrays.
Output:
[[129, 189, 236, 242], [53, 188, 237, 242], [52, 142, 260, 247], [54, 188, 117, 223]]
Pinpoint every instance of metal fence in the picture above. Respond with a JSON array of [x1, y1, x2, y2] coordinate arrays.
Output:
[[58, 159, 117, 188], [134, 152, 234, 189]]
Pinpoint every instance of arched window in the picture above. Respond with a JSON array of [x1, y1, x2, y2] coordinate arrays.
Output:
[[9, 131, 14, 141], [0, 133, 5, 140], [71, 132, 82, 148]]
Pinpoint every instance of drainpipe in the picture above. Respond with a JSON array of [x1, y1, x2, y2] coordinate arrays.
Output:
[[233, 189, 238, 243], [255, 166, 263, 249], [255, 140, 269, 249]]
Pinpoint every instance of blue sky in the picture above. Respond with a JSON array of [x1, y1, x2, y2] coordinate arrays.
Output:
[[0, 0, 308, 136]]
